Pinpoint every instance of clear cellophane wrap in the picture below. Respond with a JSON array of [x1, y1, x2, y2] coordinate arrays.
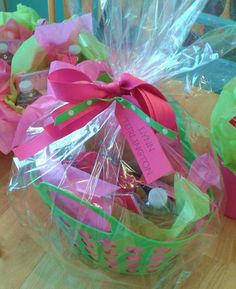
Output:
[[9, 1, 236, 288]]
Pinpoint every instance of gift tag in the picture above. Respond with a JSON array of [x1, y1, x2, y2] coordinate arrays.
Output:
[[116, 96, 174, 185]]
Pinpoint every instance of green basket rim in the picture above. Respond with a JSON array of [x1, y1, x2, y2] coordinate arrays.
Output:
[[33, 179, 214, 247]]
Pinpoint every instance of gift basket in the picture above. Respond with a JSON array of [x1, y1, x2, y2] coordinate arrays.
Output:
[[8, 0, 227, 288], [0, 12, 107, 155], [0, 4, 41, 155], [5, 13, 96, 112]]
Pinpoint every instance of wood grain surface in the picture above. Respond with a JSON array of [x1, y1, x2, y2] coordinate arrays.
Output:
[[1, 153, 236, 289], [1, 89, 236, 289]]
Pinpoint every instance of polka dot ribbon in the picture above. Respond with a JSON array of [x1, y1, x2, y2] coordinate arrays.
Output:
[[55, 96, 177, 139]]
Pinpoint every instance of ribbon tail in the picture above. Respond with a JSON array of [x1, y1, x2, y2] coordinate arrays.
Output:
[[13, 131, 55, 161]]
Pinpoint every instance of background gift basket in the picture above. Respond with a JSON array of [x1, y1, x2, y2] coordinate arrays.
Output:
[[0, 9, 107, 155], [8, 0, 236, 288], [0, 4, 41, 155]]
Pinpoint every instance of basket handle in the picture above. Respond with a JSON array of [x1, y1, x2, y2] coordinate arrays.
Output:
[[34, 180, 122, 236]]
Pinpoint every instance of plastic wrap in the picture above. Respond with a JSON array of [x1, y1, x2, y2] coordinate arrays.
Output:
[[8, 1, 234, 288], [182, 0, 236, 93]]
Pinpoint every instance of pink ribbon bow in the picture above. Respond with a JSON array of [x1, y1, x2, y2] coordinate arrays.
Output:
[[14, 61, 178, 184]]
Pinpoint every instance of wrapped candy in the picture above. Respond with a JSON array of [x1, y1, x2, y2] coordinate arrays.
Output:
[[9, 1, 232, 288]]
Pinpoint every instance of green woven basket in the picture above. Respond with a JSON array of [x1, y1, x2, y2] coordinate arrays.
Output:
[[33, 179, 213, 276]]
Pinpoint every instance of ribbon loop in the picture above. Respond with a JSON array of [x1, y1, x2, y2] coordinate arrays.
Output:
[[48, 64, 177, 131]]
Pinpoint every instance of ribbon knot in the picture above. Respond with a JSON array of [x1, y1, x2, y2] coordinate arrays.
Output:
[[99, 80, 122, 97]]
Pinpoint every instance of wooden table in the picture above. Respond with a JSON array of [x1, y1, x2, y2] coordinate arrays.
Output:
[[1, 86, 236, 289], [1, 153, 236, 289]]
